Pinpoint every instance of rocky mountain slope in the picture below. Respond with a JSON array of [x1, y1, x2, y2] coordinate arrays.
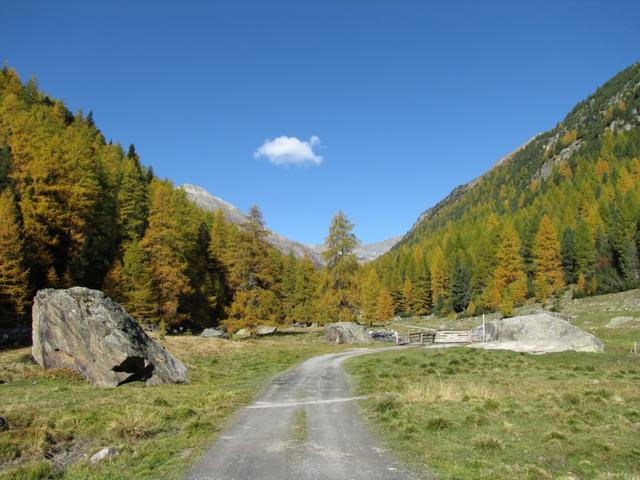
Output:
[[181, 184, 399, 264], [308, 236, 401, 263], [181, 184, 325, 265]]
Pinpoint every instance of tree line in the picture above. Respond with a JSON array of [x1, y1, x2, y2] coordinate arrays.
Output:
[[2, 63, 640, 332], [0, 67, 369, 333], [372, 63, 640, 317]]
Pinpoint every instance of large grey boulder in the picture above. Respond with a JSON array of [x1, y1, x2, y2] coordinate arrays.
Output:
[[325, 322, 372, 344], [32, 287, 189, 387], [200, 328, 228, 339], [470, 313, 604, 354]]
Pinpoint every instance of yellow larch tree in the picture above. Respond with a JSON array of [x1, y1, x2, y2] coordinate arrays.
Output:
[[533, 215, 565, 301], [376, 288, 395, 322]]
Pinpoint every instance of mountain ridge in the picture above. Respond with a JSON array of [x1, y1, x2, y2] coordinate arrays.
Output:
[[180, 184, 399, 264], [376, 61, 640, 310]]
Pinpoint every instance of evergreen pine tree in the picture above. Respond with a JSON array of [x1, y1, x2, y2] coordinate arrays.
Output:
[[290, 256, 319, 325], [574, 220, 596, 286], [116, 156, 149, 241], [451, 257, 471, 313], [430, 246, 449, 310], [412, 262, 432, 316], [560, 226, 577, 284], [0, 190, 30, 322]]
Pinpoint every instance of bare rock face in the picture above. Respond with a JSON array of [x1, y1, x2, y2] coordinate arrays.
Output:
[[32, 287, 189, 387], [325, 322, 372, 344]]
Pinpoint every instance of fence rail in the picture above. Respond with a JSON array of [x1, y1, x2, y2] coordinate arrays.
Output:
[[397, 329, 476, 345]]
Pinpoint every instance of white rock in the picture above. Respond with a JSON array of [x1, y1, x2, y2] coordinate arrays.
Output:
[[470, 313, 604, 354], [605, 316, 639, 328], [234, 328, 251, 339], [256, 325, 277, 336], [90, 447, 118, 463]]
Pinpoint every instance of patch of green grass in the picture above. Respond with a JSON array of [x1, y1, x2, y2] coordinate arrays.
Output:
[[289, 408, 308, 445], [0, 333, 344, 479], [347, 291, 640, 479]]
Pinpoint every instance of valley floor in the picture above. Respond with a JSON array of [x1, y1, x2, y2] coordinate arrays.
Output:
[[0, 334, 351, 479], [346, 289, 640, 479], [1, 289, 639, 479]]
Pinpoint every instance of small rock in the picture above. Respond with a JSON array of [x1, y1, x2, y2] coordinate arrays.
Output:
[[256, 325, 277, 336], [200, 328, 228, 339], [0, 416, 8, 431], [90, 447, 118, 464], [234, 328, 251, 339], [605, 316, 639, 328]]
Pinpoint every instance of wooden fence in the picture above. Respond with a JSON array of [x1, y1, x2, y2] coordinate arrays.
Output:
[[397, 314, 489, 346], [397, 329, 475, 345]]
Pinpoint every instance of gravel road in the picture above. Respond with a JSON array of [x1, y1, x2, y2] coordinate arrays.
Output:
[[185, 346, 416, 480]]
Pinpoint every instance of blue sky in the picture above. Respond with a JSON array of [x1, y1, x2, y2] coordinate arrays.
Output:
[[1, 1, 639, 244]]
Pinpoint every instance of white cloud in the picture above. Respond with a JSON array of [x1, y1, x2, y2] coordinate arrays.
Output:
[[253, 135, 323, 166]]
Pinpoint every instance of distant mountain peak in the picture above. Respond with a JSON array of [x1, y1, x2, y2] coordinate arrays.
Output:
[[180, 184, 399, 265], [180, 184, 325, 265], [308, 236, 401, 264]]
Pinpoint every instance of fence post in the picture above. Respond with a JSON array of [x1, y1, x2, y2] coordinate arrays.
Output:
[[482, 314, 486, 342]]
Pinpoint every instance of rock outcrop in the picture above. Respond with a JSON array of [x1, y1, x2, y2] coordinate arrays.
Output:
[[325, 322, 372, 344], [470, 313, 604, 354], [180, 184, 325, 266], [32, 287, 189, 387]]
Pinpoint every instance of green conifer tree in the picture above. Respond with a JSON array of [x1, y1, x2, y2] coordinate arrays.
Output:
[[0, 190, 30, 322]]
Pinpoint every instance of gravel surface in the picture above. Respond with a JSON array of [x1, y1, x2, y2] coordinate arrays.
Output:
[[185, 347, 416, 480]]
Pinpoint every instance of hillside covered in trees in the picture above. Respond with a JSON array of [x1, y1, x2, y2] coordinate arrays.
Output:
[[372, 63, 640, 317], [0, 66, 357, 333], [2, 63, 640, 333]]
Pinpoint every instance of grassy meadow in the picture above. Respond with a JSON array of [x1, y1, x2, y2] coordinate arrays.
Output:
[[346, 290, 640, 479], [0, 333, 345, 480]]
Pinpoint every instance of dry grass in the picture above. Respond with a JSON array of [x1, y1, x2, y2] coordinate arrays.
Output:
[[347, 306, 640, 480], [108, 408, 159, 441], [0, 332, 342, 479]]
